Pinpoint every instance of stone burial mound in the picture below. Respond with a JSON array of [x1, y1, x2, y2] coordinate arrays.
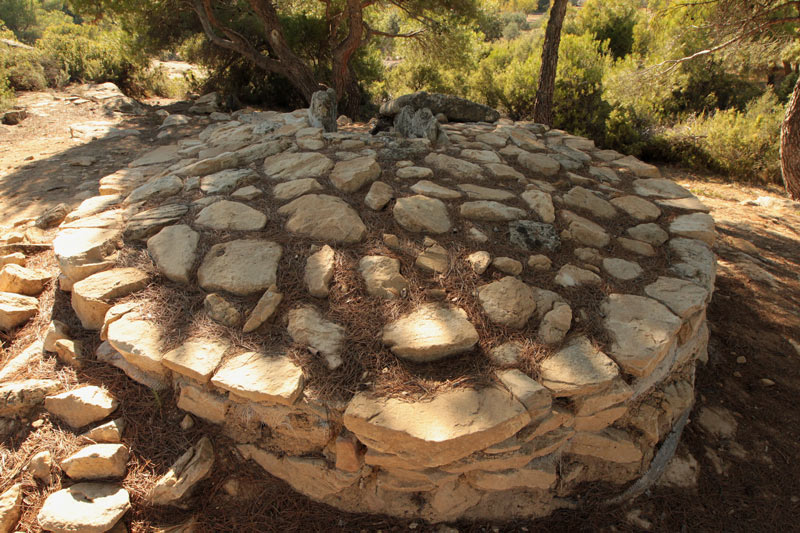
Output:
[[44, 97, 715, 523]]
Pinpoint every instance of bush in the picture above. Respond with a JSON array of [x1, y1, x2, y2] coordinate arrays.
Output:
[[662, 90, 784, 183]]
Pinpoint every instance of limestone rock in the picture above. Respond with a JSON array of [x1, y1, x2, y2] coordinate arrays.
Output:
[[199, 168, 255, 194], [305, 245, 335, 298], [55, 339, 83, 367], [602, 258, 643, 281], [0, 264, 50, 295], [96, 341, 170, 391], [423, 153, 483, 180], [359, 256, 408, 299], [492, 257, 523, 275], [669, 212, 715, 245], [612, 156, 660, 179], [150, 437, 214, 506], [211, 351, 303, 405], [125, 175, 182, 204], [125, 204, 189, 241], [618, 237, 656, 257], [466, 457, 557, 492], [177, 383, 228, 424], [273, 178, 323, 201], [415, 242, 450, 273], [45, 386, 118, 429], [467, 251, 491, 275], [496, 369, 551, 414], [477, 276, 536, 329], [330, 156, 381, 193], [0, 292, 38, 330], [53, 227, 121, 282], [278, 194, 367, 244], [147, 224, 199, 284], [380, 92, 500, 122], [71, 268, 149, 330], [264, 152, 333, 181], [37, 483, 130, 533], [410, 180, 461, 199], [163, 337, 230, 384], [382, 304, 478, 362], [287, 307, 345, 370], [528, 254, 552, 270], [198, 239, 282, 296], [0, 340, 43, 381], [657, 196, 710, 212], [344, 386, 530, 468], [61, 444, 129, 480], [460, 201, 526, 222], [521, 189, 555, 223], [393, 195, 451, 234], [538, 302, 572, 344], [364, 181, 394, 211], [610, 195, 661, 221], [107, 314, 166, 376], [81, 418, 126, 444], [195, 201, 267, 231], [568, 428, 642, 463], [29, 451, 53, 483], [0, 379, 60, 417], [489, 341, 524, 365], [539, 337, 619, 396], [601, 294, 681, 377], [627, 223, 668, 246], [555, 264, 602, 287], [518, 152, 560, 176], [644, 276, 709, 319], [396, 166, 434, 180], [633, 178, 692, 199], [243, 286, 283, 332], [0, 252, 25, 268], [459, 184, 514, 201], [669, 238, 716, 292], [559, 210, 610, 248], [563, 187, 616, 219]]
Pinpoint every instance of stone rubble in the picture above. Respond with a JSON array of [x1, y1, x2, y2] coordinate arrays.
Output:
[[19, 102, 716, 523]]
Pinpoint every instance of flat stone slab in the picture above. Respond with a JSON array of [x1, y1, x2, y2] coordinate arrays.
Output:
[[71, 268, 149, 330], [359, 255, 408, 299], [423, 153, 483, 180], [107, 314, 167, 376], [644, 276, 709, 319], [0, 291, 38, 330], [0, 264, 51, 295], [44, 386, 118, 428], [287, 306, 345, 370], [508, 220, 560, 252], [0, 379, 61, 417], [382, 304, 479, 362], [197, 239, 282, 296], [601, 294, 682, 377], [330, 155, 381, 192], [200, 169, 255, 194], [458, 184, 514, 201], [344, 386, 531, 468], [518, 152, 560, 176], [273, 178, 323, 201], [521, 190, 555, 223], [37, 483, 130, 533], [53, 227, 121, 281], [610, 195, 661, 221], [211, 351, 304, 405], [163, 337, 231, 383], [147, 224, 199, 284], [195, 200, 267, 231], [264, 152, 333, 180], [539, 336, 620, 396], [633, 178, 692, 199], [278, 194, 367, 244], [124, 204, 189, 240], [61, 444, 129, 480], [393, 195, 451, 234], [559, 210, 610, 248], [669, 212, 715, 245], [411, 180, 462, 199], [460, 201, 526, 222], [563, 186, 616, 219]]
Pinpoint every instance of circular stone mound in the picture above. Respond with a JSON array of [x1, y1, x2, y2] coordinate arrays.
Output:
[[55, 104, 716, 523]]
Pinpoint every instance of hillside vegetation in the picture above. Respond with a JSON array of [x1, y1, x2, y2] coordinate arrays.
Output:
[[1, 0, 796, 186]]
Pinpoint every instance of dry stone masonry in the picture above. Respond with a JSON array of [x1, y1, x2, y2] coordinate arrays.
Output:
[[31, 101, 715, 523]]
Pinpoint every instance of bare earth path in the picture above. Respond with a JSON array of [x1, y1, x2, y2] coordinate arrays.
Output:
[[1, 87, 799, 531]]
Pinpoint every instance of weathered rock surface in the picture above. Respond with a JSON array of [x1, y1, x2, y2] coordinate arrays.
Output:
[[393, 195, 451, 234], [195, 200, 267, 231], [38, 483, 130, 533], [305, 245, 336, 298], [330, 156, 381, 193], [477, 277, 536, 329], [264, 152, 333, 181], [71, 268, 149, 330], [149, 437, 214, 506], [287, 307, 345, 370], [147, 224, 199, 284], [44, 386, 118, 428], [359, 256, 408, 299], [278, 194, 367, 244], [163, 337, 230, 383], [243, 286, 283, 332], [211, 351, 304, 405], [539, 337, 619, 396], [344, 386, 530, 468], [0, 292, 38, 330], [61, 444, 129, 480], [382, 304, 478, 362], [0, 379, 60, 417], [0, 264, 50, 295], [198, 239, 282, 296], [380, 92, 501, 123], [460, 201, 526, 222]]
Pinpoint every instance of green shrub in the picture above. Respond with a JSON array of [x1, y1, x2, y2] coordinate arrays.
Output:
[[1, 47, 47, 90], [662, 90, 784, 183]]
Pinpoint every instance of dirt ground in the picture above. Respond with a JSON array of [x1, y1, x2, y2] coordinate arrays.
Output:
[[1, 87, 799, 532]]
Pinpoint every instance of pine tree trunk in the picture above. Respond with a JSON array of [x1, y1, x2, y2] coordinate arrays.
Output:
[[780, 74, 800, 200], [532, 0, 569, 125]]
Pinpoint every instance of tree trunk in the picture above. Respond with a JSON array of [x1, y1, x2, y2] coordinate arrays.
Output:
[[331, 0, 364, 119], [532, 0, 568, 126], [780, 73, 800, 200]]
